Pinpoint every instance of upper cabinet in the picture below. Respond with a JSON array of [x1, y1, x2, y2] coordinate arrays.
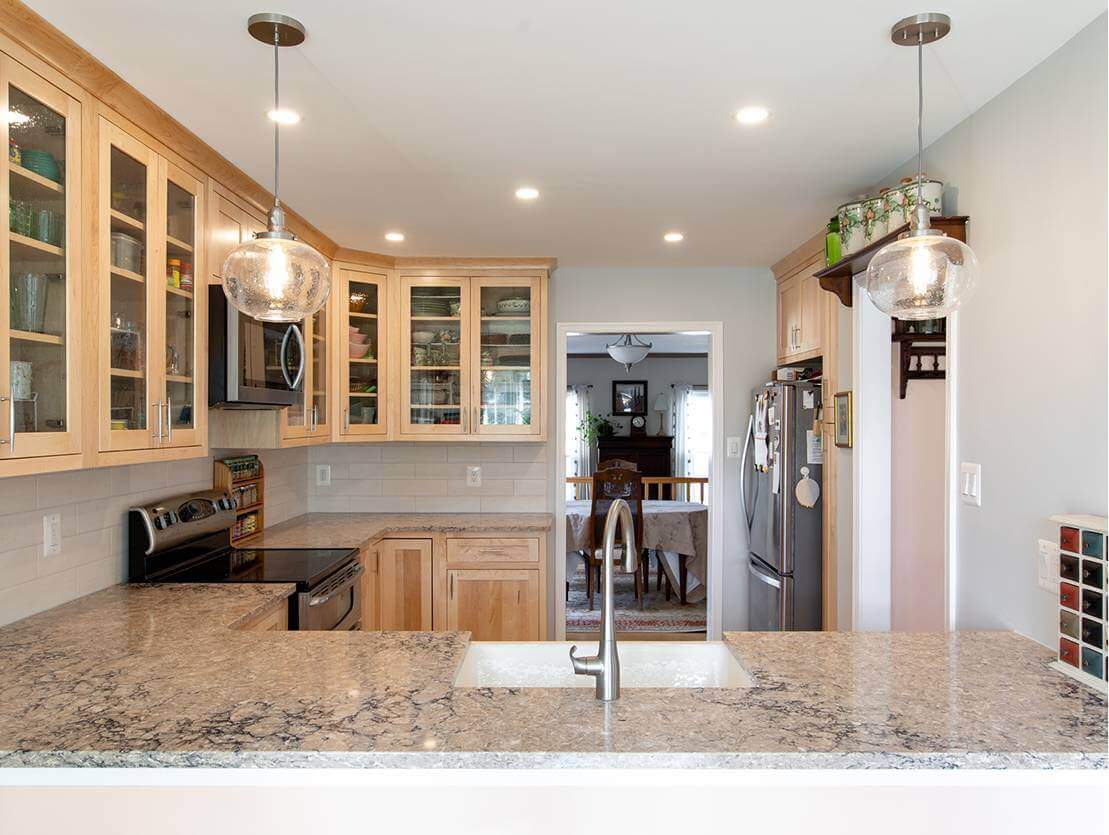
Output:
[[96, 118, 206, 460], [777, 267, 826, 364], [0, 56, 83, 473], [336, 265, 387, 438], [398, 272, 545, 440]]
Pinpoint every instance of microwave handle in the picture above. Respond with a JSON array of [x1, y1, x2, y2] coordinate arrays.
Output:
[[279, 327, 294, 389], [289, 325, 306, 391]]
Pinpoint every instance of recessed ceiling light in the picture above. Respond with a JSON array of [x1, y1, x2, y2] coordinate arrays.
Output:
[[679, 330, 710, 336], [735, 106, 770, 125], [663, 231, 684, 243], [267, 108, 301, 125], [6, 110, 29, 125], [515, 186, 540, 201], [384, 231, 405, 242]]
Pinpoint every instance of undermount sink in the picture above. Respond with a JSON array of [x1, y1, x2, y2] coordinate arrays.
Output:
[[453, 641, 755, 689]]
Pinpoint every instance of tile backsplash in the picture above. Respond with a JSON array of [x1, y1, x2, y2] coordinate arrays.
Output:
[[307, 442, 549, 514], [0, 448, 306, 628]]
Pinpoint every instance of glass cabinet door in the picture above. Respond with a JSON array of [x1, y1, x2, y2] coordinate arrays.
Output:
[[308, 300, 330, 438], [340, 267, 386, 436], [280, 317, 308, 440], [159, 160, 201, 447], [1, 59, 82, 460], [100, 120, 158, 451], [401, 276, 469, 434], [472, 277, 540, 435]]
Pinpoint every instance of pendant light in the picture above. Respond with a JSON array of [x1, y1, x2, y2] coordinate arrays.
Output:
[[864, 13, 978, 320], [606, 333, 652, 372], [222, 13, 331, 322]]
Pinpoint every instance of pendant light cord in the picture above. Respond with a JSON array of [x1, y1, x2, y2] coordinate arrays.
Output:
[[273, 34, 281, 208], [916, 33, 923, 204]]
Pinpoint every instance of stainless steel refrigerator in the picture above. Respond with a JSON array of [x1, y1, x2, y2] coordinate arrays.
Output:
[[741, 380, 823, 631]]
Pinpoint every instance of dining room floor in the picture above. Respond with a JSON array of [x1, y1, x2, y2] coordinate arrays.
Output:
[[565, 562, 707, 633]]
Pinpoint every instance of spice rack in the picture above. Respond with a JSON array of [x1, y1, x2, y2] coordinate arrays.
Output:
[[1050, 514, 1107, 693], [214, 455, 264, 545]]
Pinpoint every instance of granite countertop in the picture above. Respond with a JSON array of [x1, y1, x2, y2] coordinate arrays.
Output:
[[0, 583, 1104, 769], [253, 512, 554, 549]]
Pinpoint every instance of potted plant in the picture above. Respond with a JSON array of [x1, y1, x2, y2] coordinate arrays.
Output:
[[577, 410, 614, 445]]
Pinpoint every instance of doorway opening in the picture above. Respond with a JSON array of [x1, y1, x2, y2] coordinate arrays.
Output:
[[554, 324, 724, 641]]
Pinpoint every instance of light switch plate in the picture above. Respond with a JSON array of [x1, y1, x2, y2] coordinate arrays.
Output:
[[959, 462, 981, 506], [726, 437, 743, 458], [315, 464, 331, 487], [42, 512, 61, 557], [1037, 539, 1059, 591], [466, 466, 482, 488]]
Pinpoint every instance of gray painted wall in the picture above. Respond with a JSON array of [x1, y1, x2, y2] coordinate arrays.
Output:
[[549, 267, 777, 630]]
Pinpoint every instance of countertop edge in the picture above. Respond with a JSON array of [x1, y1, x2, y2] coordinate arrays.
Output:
[[2, 751, 1105, 770]]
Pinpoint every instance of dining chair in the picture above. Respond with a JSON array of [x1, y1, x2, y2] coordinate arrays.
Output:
[[583, 465, 646, 609], [598, 458, 638, 472]]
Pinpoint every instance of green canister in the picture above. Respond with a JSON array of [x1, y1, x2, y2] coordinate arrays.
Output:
[[824, 216, 842, 266]]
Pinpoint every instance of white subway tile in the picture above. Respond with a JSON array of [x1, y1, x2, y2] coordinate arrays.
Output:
[[348, 496, 416, 513], [415, 497, 481, 513], [36, 469, 111, 509], [381, 479, 447, 497], [39, 528, 113, 577], [476, 443, 516, 462], [481, 496, 547, 513], [165, 457, 213, 487], [0, 475, 37, 514], [0, 544, 38, 591], [348, 462, 414, 479], [77, 554, 125, 596], [445, 479, 515, 496], [512, 444, 548, 463], [0, 505, 77, 553], [513, 479, 548, 496], [382, 444, 448, 463], [311, 444, 384, 464], [480, 462, 547, 480], [111, 463, 168, 496], [76, 495, 133, 534], [412, 462, 467, 479], [0, 569, 78, 628], [446, 444, 486, 463], [308, 496, 351, 513]]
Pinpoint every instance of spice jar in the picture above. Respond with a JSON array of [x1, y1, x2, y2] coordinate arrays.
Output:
[[179, 261, 193, 290], [166, 258, 181, 288]]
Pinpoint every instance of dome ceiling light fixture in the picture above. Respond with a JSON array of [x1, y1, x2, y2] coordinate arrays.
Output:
[[864, 12, 979, 321], [222, 12, 331, 322], [606, 333, 653, 372]]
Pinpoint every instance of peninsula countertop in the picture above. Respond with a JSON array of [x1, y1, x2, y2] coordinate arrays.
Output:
[[0, 582, 1104, 769], [251, 511, 554, 549]]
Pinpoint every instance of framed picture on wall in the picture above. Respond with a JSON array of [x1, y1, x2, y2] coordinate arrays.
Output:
[[834, 391, 853, 448], [612, 380, 648, 416]]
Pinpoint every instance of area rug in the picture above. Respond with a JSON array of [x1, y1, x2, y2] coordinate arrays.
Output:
[[565, 564, 707, 633]]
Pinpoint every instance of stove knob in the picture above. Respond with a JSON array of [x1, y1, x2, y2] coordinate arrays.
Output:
[[178, 505, 194, 523], [153, 515, 166, 531]]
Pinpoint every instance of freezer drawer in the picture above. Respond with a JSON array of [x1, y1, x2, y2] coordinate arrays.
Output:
[[748, 559, 791, 631]]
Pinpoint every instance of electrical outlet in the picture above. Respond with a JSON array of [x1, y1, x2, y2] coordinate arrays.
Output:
[[726, 437, 743, 458], [42, 512, 62, 557], [1037, 539, 1060, 592], [466, 466, 482, 488], [315, 464, 331, 487], [959, 462, 981, 506]]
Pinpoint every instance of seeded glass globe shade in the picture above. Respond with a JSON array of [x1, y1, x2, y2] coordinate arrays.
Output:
[[865, 229, 978, 320], [222, 231, 331, 322]]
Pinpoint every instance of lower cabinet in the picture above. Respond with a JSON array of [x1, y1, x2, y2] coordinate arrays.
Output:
[[446, 569, 541, 641], [366, 533, 546, 640], [377, 539, 433, 630], [241, 600, 288, 632]]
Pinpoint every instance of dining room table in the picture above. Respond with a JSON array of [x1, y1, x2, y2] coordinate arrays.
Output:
[[565, 499, 708, 603]]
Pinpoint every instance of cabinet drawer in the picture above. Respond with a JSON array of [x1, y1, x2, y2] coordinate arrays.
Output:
[[447, 537, 539, 564], [1060, 526, 1081, 553], [242, 601, 288, 631], [1060, 582, 1080, 611], [1059, 637, 1080, 667], [1081, 530, 1105, 559]]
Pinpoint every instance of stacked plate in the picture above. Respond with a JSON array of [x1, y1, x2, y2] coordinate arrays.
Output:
[[411, 294, 452, 317], [20, 150, 60, 183]]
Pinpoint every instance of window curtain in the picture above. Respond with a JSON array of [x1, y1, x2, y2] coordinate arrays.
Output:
[[566, 384, 593, 499], [670, 383, 694, 477]]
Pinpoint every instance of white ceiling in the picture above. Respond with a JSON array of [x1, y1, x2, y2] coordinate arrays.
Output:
[[568, 332, 709, 355], [26, 1, 1104, 266]]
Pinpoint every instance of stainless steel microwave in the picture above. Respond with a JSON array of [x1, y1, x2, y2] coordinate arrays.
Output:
[[208, 286, 304, 408]]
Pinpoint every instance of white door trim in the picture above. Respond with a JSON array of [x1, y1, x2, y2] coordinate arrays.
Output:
[[554, 321, 725, 640]]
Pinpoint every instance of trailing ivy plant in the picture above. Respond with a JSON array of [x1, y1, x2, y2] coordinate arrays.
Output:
[[577, 410, 614, 445]]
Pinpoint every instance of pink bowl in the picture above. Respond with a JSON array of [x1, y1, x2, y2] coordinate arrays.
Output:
[[349, 341, 371, 359], [350, 331, 368, 344]]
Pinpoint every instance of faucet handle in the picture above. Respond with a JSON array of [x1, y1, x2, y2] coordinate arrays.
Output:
[[569, 645, 601, 677]]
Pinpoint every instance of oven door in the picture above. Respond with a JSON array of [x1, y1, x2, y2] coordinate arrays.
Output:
[[297, 561, 363, 631]]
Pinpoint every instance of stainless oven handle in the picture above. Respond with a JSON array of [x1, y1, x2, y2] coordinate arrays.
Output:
[[289, 325, 306, 391], [308, 562, 364, 607], [279, 326, 294, 389]]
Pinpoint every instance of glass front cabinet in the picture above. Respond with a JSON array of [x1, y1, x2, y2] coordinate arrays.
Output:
[[0, 57, 83, 468], [98, 118, 205, 456], [336, 265, 387, 438], [399, 273, 543, 439]]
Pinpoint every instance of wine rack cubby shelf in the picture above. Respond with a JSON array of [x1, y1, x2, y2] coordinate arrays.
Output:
[[1050, 514, 1107, 693], [214, 455, 264, 545]]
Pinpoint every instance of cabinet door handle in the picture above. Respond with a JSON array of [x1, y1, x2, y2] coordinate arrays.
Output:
[[312, 405, 318, 432], [342, 407, 350, 432], [462, 407, 467, 433], [474, 405, 480, 430], [449, 573, 454, 599], [0, 394, 11, 450], [153, 401, 163, 441], [165, 398, 172, 444]]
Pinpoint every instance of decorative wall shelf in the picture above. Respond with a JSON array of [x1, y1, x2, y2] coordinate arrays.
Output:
[[814, 216, 969, 307]]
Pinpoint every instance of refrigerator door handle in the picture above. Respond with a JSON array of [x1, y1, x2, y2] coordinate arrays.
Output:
[[748, 560, 781, 589], [739, 414, 755, 532]]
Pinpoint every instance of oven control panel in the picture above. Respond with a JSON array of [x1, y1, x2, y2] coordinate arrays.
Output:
[[130, 489, 238, 557]]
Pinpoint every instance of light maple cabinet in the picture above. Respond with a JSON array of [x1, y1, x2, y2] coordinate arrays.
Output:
[[0, 56, 83, 475], [279, 306, 329, 445], [377, 538, 433, 630], [776, 262, 826, 364], [335, 264, 388, 439], [241, 599, 288, 631], [398, 272, 545, 440], [446, 569, 541, 641], [97, 118, 206, 460]]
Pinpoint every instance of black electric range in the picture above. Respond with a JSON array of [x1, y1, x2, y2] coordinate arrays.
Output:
[[129, 489, 363, 631]]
